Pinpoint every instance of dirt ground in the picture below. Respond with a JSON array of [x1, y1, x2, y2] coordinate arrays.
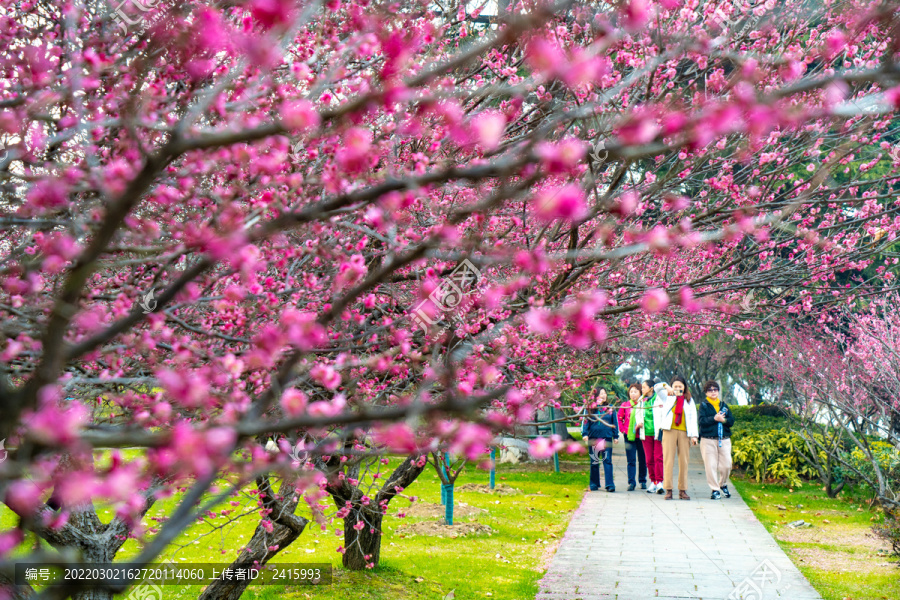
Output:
[[455, 483, 523, 495], [789, 547, 895, 573], [396, 520, 494, 538], [401, 501, 486, 519], [776, 523, 895, 574], [775, 525, 891, 552]]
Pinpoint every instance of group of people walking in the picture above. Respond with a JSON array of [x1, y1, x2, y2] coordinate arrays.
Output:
[[580, 378, 735, 500]]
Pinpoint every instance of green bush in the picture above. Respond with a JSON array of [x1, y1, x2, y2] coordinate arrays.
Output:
[[731, 404, 782, 420], [731, 404, 792, 433], [850, 441, 900, 489], [732, 426, 818, 487], [731, 405, 821, 486], [744, 404, 790, 418]]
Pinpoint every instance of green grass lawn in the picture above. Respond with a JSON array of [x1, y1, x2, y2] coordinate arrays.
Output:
[[1, 456, 590, 599], [732, 473, 899, 600]]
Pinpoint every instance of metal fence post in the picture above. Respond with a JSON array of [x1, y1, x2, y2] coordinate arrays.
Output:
[[489, 447, 496, 489]]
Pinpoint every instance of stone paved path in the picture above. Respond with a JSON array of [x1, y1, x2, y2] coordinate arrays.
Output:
[[536, 445, 822, 600]]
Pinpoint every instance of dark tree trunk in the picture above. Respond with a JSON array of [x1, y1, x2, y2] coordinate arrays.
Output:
[[71, 588, 115, 600], [750, 389, 764, 406], [48, 510, 125, 600], [0, 572, 34, 600], [13, 464, 161, 600], [198, 518, 305, 600], [324, 453, 427, 571], [824, 453, 846, 498], [199, 476, 308, 600], [825, 478, 845, 498], [342, 507, 384, 570]]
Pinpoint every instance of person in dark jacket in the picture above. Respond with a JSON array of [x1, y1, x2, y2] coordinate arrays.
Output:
[[581, 388, 619, 492], [618, 383, 647, 491], [697, 380, 736, 500]]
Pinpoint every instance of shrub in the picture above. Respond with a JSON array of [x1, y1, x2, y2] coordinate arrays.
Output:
[[731, 404, 791, 427], [849, 441, 900, 497], [731, 412, 898, 498], [744, 404, 790, 418], [875, 508, 900, 563], [731, 405, 798, 438], [732, 426, 818, 486]]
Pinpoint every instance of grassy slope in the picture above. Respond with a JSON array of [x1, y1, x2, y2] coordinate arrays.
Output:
[[731, 474, 899, 600], [1, 457, 589, 600]]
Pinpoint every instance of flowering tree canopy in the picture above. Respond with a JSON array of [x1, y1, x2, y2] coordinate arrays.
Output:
[[3, 0, 900, 596], [756, 293, 900, 506]]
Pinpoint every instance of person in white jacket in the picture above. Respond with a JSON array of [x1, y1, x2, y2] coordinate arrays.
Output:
[[658, 375, 699, 500]]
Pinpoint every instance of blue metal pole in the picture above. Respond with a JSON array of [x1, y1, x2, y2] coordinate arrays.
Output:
[[489, 447, 496, 490], [440, 452, 450, 504], [443, 484, 454, 525]]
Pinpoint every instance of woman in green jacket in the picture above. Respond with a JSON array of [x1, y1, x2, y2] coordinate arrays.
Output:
[[637, 379, 666, 494]]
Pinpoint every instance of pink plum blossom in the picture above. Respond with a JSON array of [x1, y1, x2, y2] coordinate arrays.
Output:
[[533, 184, 588, 223], [281, 100, 320, 132], [529, 434, 565, 459], [471, 111, 506, 151], [280, 388, 309, 417], [640, 288, 670, 314]]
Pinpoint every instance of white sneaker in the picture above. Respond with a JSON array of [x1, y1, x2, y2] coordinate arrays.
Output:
[[647, 482, 657, 493]]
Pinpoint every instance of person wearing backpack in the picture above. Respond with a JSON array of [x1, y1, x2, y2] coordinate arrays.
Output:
[[659, 375, 699, 500], [618, 383, 648, 491], [581, 388, 619, 492], [697, 380, 736, 500]]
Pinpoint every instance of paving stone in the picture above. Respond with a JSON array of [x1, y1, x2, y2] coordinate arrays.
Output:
[[535, 450, 822, 599]]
